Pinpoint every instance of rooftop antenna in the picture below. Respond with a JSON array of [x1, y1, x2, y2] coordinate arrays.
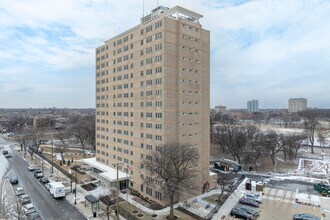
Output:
[[143, 0, 145, 16]]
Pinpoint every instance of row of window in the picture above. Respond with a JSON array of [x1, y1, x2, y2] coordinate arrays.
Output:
[[113, 34, 134, 47], [141, 133, 163, 141], [96, 45, 108, 54], [141, 55, 162, 66], [140, 101, 162, 107], [182, 23, 199, 33], [140, 185, 163, 201], [96, 53, 108, 62], [140, 90, 162, 97], [141, 43, 162, 55], [113, 102, 133, 107], [96, 70, 109, 78], [141, 32, 163, 45], [141, 67, 163, 76], [140, 78, 162, 87], [113, 63, 134, 73], [141, 21, 162, 35]]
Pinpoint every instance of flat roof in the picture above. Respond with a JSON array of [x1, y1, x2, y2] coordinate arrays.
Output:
[[81, 158, 129, 182]]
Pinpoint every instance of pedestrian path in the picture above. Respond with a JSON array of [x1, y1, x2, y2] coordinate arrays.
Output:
[[212, 178, 248, 220], [263, 187, 296, 204]]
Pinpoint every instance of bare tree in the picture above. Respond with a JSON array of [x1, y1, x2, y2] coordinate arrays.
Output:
[[222, 125, 247, 164], [27, 128, 45, 160], [217, 172, 235, 202], [14, 131, 30, 157], [69, 115, 95, 157], [99, 182, 116, 220], [300, 110, 319, 154], [260, 131, 283, 169], [287, 133, 308, 159], [244, 125, 262, 170], [317, 129, 328, 152], [143, 143, 199, 220]]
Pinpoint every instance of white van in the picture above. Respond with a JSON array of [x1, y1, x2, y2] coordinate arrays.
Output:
[[48, 182, 65, 198]]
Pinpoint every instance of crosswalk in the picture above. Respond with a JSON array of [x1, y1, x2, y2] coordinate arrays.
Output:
[[263, 187, 296, 204]]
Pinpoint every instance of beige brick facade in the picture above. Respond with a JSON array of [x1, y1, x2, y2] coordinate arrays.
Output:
[[95, 6, 210, 205]]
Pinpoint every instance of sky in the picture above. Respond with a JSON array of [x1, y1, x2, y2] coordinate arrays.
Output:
[[0, 0, 329, 109]]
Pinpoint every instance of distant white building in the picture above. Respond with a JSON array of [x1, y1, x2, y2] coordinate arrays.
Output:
[[288, 98, 307, 113], [247, 99, 259, 112]]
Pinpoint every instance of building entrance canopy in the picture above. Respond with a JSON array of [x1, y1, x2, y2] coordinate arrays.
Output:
[[81, 158, 130, 182]]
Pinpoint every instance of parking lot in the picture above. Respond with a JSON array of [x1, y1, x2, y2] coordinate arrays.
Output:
[[227, 187, 322, 220]]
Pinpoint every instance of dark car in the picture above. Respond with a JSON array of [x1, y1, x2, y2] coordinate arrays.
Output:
[[19, 194, 31, 204], [235, 205, 260, 217], [39, 177, 49, 184], [27, 212, 42, 220], [9, 176, 19, 184], [231, 207, 255, 220], [239, 198, 259, 207], [293, 213, 320, 220], [2, 150, 8, 155]]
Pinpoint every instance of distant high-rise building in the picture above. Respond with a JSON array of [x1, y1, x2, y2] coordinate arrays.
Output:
[[95, 6, 211, 205], [288, 98, 307, 113], [215, 105, 226, 113], [247, 99, 259, 112]]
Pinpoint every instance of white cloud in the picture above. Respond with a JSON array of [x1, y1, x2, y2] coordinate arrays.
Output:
[[0, 0, 329, 108]]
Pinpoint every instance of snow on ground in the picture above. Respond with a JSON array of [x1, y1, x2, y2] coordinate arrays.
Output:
[[1, 172, 19, 219], [298, 158, 330, 175]]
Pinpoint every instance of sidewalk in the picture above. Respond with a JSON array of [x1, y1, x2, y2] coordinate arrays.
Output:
[[212, 178, 248, 220]]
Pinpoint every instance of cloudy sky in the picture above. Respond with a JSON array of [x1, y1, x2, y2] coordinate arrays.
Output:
[[0, 0, 329, 109]]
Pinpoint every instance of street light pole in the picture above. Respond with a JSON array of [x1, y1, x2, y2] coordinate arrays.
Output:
[[74, 171, 77, 205], [51, 135, 54, 174]]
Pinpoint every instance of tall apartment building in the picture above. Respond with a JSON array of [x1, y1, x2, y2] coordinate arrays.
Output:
[[247, 99, 259, 112], [215, 105, 226, 113], [288, 98, 307, 113], [95, 6, 210, 205]]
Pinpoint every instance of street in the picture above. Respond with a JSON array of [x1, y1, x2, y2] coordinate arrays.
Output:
[[7, 146, 87, 220]]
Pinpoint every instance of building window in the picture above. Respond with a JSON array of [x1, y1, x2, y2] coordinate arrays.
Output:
[[146, 36, 152, 43], [155, 21, 162, 29], [155, 32, 162, 40], [155, 44, 162, 51], [146, 25, 153, 33], [146, 58, 153, 65], [146, 47, 153, 54], [155, 55, 162, 62]]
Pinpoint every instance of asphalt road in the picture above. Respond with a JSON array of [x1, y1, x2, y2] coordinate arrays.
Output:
[[6, 147, 86, 220]]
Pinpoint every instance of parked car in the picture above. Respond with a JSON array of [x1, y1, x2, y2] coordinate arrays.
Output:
[[235, 205, 260, 217], [39, 177, 49, 184], [34, 169, 43, 178], [293, 213, 321, 220], [15, 187, 25, 196], [19, 194, 31, 204], [22, 203, 36, 215], [2, 150, 8, 155], [9, 176, 19, 184], [5, 154, 11, 158], [230, 207, 255, 220], [27, 212, 42, 220], [243, 193, 262, 203], [239, 198, 260, 207], [28, 165, 35, 171], [45, 183, 51, 192]]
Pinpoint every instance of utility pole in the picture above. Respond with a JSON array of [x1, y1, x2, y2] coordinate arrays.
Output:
[[115, 162, 124, 220], [51, 135, 54, 174]]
